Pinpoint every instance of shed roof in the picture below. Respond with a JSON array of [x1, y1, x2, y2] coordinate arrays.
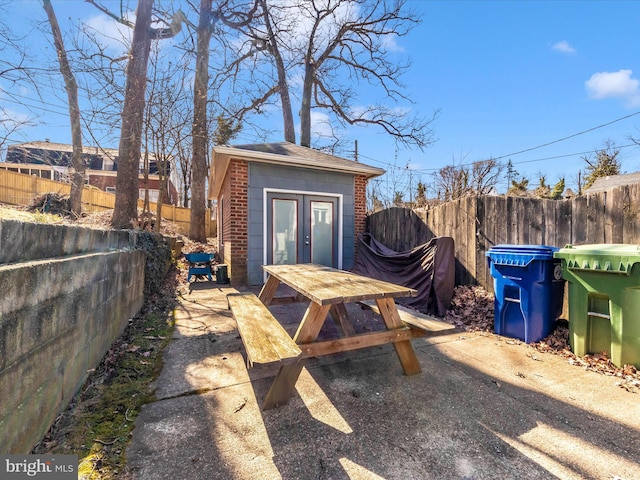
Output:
[[210, 142, 385, 199], [584, 172, 640, 194]]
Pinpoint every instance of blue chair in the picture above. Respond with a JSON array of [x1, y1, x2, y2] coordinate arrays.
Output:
[[185, 253, 214, 282]]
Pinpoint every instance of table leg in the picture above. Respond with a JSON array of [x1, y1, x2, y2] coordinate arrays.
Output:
[[375, 297, 422, 375], [258, 275, 281, 306], [262, 302, 331, 409], [330, 303, 356, 337]]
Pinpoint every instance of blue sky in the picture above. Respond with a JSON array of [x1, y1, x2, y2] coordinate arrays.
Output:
[[366, 0, 640, 195], [2, 1, 640, 197]]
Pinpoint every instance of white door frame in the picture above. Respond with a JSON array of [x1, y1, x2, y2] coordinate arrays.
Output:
[[263, 188, 343, 277]]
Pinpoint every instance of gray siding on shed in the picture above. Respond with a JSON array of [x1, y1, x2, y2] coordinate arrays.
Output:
[[246, 162, 356, 284]]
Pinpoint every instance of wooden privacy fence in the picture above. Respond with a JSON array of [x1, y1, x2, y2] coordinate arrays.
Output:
[[367, 184, 640, 291], [0, 169, 215, 237]]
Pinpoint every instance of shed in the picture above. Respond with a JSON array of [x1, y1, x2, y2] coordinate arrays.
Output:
[[209, 142, 385, 285]]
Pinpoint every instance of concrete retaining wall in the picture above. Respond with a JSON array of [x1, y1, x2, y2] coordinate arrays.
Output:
[[0, 220, 145, 453]]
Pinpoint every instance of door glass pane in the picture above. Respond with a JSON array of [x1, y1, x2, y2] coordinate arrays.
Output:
[[273, 199, 297, 264], [311, 201, 333, 266]]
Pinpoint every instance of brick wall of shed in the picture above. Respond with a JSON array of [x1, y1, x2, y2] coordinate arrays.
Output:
[[219, 159, 249, 285], [354, 174, 368, 240]]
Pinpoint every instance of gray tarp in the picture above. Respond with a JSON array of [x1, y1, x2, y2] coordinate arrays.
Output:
[[352, 234, 455, 317]]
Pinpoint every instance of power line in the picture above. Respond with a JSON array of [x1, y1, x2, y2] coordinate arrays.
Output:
[[510, 143, 637, 166], [360, 142, 640, 177], [492, 110, 640, 160], [358, 111, 640, 174]]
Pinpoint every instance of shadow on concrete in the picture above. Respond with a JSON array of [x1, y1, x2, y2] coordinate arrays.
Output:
[[255, 302, 640, 479], [125, 285, 640, 480]]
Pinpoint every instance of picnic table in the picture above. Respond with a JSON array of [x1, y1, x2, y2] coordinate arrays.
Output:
[[229, 263, 437, 409]]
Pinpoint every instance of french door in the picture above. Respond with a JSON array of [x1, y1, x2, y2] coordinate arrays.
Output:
[[266, 192, 339, 267]]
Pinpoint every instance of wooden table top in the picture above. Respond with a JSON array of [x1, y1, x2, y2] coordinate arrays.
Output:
[[262, 263, 417, 306]]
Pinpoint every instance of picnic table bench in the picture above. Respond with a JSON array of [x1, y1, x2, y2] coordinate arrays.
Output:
[[358, 300, 456, 337], [227, 292, 301, 367]]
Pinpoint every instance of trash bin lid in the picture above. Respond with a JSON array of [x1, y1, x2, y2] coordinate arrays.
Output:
[[486, 244, 558, 266], [554, 244, 640, 273]]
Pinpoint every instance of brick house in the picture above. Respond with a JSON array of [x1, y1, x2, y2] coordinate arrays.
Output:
[[209, 142, 385, 285], [2, 141, 178, 204]]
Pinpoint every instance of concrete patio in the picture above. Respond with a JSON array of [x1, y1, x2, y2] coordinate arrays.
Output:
[[124, 282, 640, 480]]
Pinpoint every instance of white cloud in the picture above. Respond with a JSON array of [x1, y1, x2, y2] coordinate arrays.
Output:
[[0, 106, 30, 124], [585, 69, 640, 107], [381, 33, 404, 53], [552, 41, 576, 54], [310, 111, 334, 139], [83, 11, 135, 56]]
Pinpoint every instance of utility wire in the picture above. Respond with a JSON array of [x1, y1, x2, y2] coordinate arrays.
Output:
[[492, 110, 640, 160], [358, 110, 640, 174], [510, 143, 636, 166]]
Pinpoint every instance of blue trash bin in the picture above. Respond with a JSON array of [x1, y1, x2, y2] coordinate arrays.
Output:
[[486, 245, 565, 343]]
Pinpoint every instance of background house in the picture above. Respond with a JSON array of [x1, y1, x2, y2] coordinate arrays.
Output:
[[2, 140, 178, 204], [209, 142, 385, 285], [583, 172, 640, 195]]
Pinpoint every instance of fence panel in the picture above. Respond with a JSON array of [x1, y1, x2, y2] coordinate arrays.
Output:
[[623, 184, 640, 244], [0, 169, 215, 237], [586, 193, 604, 244], [607, 187, 624, 243], [571, 196, 587, 246], [368, 186, 640, 290]]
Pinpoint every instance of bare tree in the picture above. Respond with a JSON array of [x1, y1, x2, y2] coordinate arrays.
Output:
[[189, 0, 258, 242], [175, 130, 193, 207], [42, 0, 85, 217], [225, 0, 437, 150], [582, 140, 621, 190], [433, 164, 470, 202], [433, 158, 504, 202], [470, 158, 503, 195], [111, 0, 155, 228], [254, 0, 295, 143], [366, 177, 385, 212], [144, 45, 192, 231], [189, 0, 213, 242], [100, 0, 187, 228]]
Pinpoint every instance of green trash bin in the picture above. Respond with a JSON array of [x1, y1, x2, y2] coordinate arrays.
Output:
[[554, 244, 640, 368]]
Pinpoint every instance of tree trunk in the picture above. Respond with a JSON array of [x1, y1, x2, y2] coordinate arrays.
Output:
[[189, 0, 212, 242], [276, 58, 295, 144], [155, 169, 164, 233], [111, 0, 154, 229], [260, 0, 295, 143], [43, 0, 84, 217], [300, 59, 314, 147]]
